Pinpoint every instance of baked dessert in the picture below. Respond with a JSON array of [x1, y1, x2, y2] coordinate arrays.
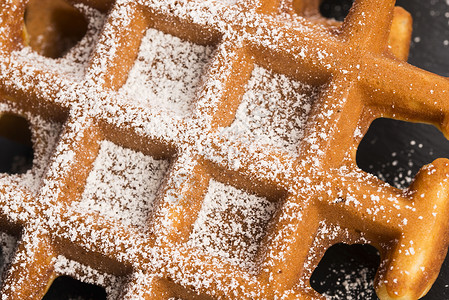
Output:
[[0, 0, 447, 299]]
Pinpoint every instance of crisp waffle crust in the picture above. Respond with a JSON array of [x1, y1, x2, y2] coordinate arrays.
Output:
[[0, 0, 448, 299]]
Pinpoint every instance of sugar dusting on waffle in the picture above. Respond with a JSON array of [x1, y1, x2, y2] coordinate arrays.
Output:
[[53, 255, 124, 297], [0, 0, 446, 299], [120, 28, 214, 115], [226, 65, 317, 154], [0, 1, 386, 297], [72, 140, 169, 230], [188, 179, 277, 274], [0, 103, 62, 194], [0, 1, 374, 298], [12, 4, 105, 81]]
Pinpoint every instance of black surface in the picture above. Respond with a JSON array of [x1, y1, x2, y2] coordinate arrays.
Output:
[[320, 0, 354, 21], [42, 276, 107, 300], [396, 0, 449, 77], [0, 136, 33, 174], [310, 244, 380, 299], [357, 118, 449, 189]]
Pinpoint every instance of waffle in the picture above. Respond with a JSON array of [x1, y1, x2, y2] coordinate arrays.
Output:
[[0, 0, 447, 299]]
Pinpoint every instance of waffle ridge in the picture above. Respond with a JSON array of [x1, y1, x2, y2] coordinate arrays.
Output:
[[0, 0, 448, 299]]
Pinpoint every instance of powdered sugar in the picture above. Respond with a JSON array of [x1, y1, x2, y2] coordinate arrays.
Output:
[[16, 4, 105, 81], [53, 255, 124, 299], [225, 65, 317, 154], [218, 0, 241, 6], [23, 118, 62, 193], [72, 140, 169, 230], [0, 0, 443, 299], [0, 104, 63, 194], [120, 28, 214, 115], [188, 179, 277, 273]]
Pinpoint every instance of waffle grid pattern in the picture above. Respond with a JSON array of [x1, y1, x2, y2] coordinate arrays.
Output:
[[0, 0, 448, 299]]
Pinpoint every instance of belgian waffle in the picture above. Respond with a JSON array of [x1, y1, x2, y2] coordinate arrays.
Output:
[[0, 0, 447, 299]]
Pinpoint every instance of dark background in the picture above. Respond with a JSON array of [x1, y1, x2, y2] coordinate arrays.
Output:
[[1, 0, 449, 299]]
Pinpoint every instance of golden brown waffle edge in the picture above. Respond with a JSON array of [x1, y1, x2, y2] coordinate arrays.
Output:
[[0, 0, 448, 299]]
